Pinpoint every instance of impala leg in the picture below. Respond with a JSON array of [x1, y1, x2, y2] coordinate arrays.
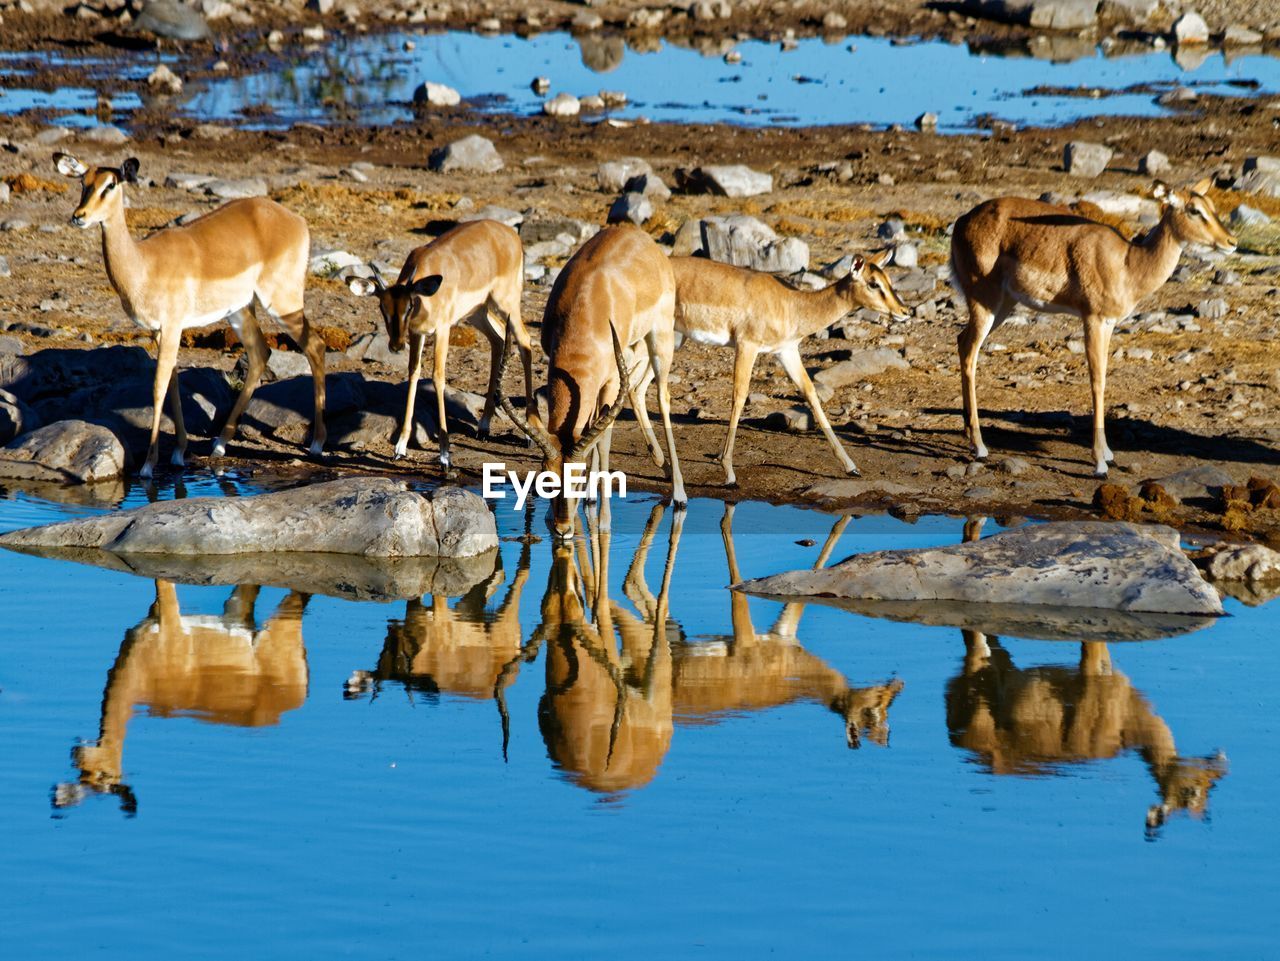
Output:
[[627, 353, 664, 469], [166, 363, 188, 468], [432, 332, 452, 471], [1083, 315, 1116, 477], [142, 327, 181, 478], [776, 344, 858, 477], [958, 300, 996, 460], [394, 333, 426, 459], [719, 343, 759, 487], [477, 311, 504, 437], [214, 308, 268, 458], [279, 309, 327, 456], [646, 332, 686, 507], [596, 423, 614, 533]]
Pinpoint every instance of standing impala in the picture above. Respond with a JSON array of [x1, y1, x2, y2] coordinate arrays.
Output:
[[346, 220, 534, 468], [499, 224, 686, 539], [54, 153, 328, 476], [665, 253, 909, 484], [951, 178, 1236, 477]]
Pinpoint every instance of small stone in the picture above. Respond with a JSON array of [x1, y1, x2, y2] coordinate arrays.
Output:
[[914, 111, 938, 132], [79, 124, 129, 145], [542, 92, 580, 117], [146, 63, 183, 94], [599, 90, 627, 108], [1197, 297, 1229, 320], [531, 76, 551, 95], [579, 95, 605, 112], [428, 134, 503, 173], [995, 456, 1029, 476], [1138, 150, 1170, 175], [877, 218, 906, 241], [1222, 25, 1262, 46], [822, 11, 847, 30], [1173, 11, 1209, 44], [458, 204, 522, 228], [622, 171, 671, 200], [204, 177, 268, 200], [892, 243, 918, 269], [0, 220, 31, 232], [608, 192, 653, 226], [1064, 141, 1113, 178], [413, 81, 461, 107]]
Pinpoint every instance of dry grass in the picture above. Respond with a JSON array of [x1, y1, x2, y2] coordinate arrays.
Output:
[[4, 172, 68, 194]]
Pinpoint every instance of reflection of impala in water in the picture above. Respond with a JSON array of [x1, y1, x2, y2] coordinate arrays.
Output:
[[344, 540, 533, 753], [947, 632, 1227, 832], [945, 517, 1227, 833], [54, 581, 309, 813], [675, 505, 903, 749]]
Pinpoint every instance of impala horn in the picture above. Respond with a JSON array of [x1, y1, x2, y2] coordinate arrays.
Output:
[[496, 321, 559, 460], [566, 322, 632, 462]]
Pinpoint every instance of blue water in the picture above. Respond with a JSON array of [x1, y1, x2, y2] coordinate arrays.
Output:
[[0, 476, 1275, 957], [5, 31, 1280, 131]]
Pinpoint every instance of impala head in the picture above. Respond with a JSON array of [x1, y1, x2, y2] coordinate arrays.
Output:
[[55, 152, 139, 228], [347, 270, 444, 351], [836, 250, 910, 320], [496, 322, 630, 543], [1152, 178, 1236, 253]]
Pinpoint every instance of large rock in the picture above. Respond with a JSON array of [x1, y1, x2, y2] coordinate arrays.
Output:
[[735, 521, 1224, 616], [204, 177, 267, 200], [675, 164, 773, 198], [0, 420, 128, 484], [0, 477, 498, 558], [1173, 10, 1210, 43], [1199, 544, 1280, 584], [1064, 141, 1113, 177], [428, 135, 503, 174], [1148, 464, 1234, 501], [689, 215, 809, 273], [0, 346, 153, 406]]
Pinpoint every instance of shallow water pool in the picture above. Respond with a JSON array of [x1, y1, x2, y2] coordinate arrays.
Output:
[[0, 477, 1275, 958], [6, 31, 1280, 131]]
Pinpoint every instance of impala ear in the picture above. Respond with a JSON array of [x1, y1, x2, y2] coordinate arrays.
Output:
[[848, 255, 866, 278], [1152, 180, 1184, 208], [867, 248, 891, 267], [119, 157, 140, 184], [409, 274, 443, 298], [347, 276, 379, 297], [54, 152, 88, 179], [1190, 176, 1213, 197]]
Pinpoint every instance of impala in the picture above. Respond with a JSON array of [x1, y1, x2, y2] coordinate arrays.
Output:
[[54, 153, 328, 476], [347, 220, 535, 468], [664, 253, 910, 484], [951, 178, 1236, 477], [499, 224, 686, 538], [53, 582, 308, 813]]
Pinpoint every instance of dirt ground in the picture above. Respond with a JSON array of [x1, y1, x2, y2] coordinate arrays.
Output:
[[2, 47, 1280, 540]]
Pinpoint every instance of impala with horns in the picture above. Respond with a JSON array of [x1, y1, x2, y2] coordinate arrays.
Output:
[[54, 152, 328, 477], [951, 178, 1236, 477], [660, 253, 909, 484], [346, 220, 534, 468], [53, 582, 309, 814], [499, 224, 686, 539]]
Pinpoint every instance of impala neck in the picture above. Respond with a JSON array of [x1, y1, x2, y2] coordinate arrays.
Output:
[[793, 283, 855, 341], [99, 197, 147, 312], [1125, 208, 1185, 302]]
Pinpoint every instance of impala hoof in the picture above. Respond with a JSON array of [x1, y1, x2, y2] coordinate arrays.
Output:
[[1093, 463, 1109, 479], [308, 440, 324, 457], [393, 442, 409, 460], [138, 462, 154, 480], [169, 450, 185, 468], [211, 439, 227, 458], [845, 464, 862, 477]]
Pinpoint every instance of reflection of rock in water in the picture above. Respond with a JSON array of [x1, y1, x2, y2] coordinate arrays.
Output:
[[578, 35, 625, 73], [53, 581, 309, 814], [946, 632, 1227, 834]]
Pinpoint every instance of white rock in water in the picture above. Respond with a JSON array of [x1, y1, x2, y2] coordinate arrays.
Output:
[[413, 81, 461, 107], [0, 478, 498, 558], [1173, 11, 1209, 44], [543, 92, 580, 117], [146, 63, 183, 94], [735, 521, 1224, 616]]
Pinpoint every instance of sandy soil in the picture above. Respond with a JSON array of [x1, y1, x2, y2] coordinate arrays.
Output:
[[2, 76, 1279, 540]]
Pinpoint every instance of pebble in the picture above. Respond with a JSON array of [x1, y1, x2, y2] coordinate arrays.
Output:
[[0, 219, 31, 232], [1138, 149, 1170, 176], [1197, 297, 1229, 320], [0, 255, 9, 278], [1064, 141, 1113, 178], [146, 63, 183, 94], [531, 76, 551, 95], [1173, 11, 1209, 44], [914, 111, 938, 132]]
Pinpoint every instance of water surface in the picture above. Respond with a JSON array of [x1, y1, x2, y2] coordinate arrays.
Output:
[[0, 478, 1275, 958]]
